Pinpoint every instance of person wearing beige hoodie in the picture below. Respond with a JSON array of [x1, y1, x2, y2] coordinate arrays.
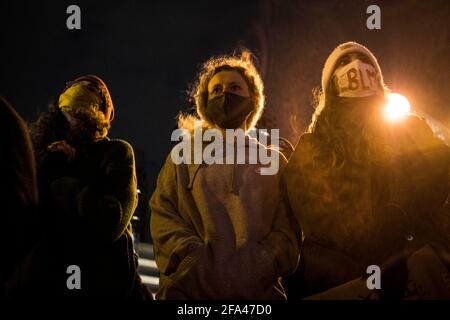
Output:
[[150, 51, 300, 300]]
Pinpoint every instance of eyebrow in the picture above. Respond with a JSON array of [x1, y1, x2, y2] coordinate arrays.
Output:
[[209, 80, 242, 91], [209, 83, 222, 90]]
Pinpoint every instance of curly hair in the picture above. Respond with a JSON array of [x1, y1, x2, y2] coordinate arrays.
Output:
[[30, 103, 68, 163], [30, 101, 110, 164], [178, 50, 265, 132]]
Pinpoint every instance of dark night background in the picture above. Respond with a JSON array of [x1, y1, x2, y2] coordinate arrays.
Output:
[[1, 0, 449, 242]]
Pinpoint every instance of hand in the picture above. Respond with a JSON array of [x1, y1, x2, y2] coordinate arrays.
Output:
[[47, 140, 76, 162]]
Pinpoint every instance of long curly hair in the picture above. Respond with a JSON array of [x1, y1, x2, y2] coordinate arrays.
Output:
[[30, 101, 110, 164], [30, 103, 68, 163], [307, 84, 390, 168], [178, 49, 265, 132]]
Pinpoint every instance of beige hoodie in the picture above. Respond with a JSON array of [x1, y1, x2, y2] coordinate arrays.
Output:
[[150, 134, 300, 299]]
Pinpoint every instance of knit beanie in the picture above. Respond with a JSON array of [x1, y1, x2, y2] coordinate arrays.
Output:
[[322, 41, 384, 97], [58, 75, 115, 121]]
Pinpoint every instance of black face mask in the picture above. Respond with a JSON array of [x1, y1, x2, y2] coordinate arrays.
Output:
[[204, 92, 254, 129]]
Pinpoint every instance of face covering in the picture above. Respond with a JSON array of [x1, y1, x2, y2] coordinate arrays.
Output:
[[204, 92, 254, 129], [58, 82, 102, 114], [333, 59, 380, 98], [58, 82, 109, 144]]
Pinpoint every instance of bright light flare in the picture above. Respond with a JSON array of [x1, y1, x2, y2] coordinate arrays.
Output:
[[384, 93, 411, 121]]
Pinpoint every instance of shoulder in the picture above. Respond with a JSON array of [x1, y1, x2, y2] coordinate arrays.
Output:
[[291, 133, 323, 162], [103, 138, 134, 154], [159, 150, 181, 175], [284, 132, 327, 178], [248, 135, 288, 167], [402, 114, 433, 135], [0, 97, 28, 137], [99, 139, 135, 164], [296, 132, 321, 149], [391, 114, 446, 150]]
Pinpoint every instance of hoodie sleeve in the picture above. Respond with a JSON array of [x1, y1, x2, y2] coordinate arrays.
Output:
[[258, 177, 302, 278], [231, 162, 300, 297], [216, 191, 300, 300], [150, 155, 204, 282]]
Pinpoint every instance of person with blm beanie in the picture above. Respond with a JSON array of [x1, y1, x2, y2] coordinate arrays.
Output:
[[150, 50, 300, 299], [21, 75, 152, 299], [284, 41, 450, 299]]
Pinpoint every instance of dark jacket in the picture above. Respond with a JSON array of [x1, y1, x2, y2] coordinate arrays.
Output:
[[12, 138, 146, 299], [150, 136, 300, 299], [0, 97, 38, 296], [284, 115, 450, 297]]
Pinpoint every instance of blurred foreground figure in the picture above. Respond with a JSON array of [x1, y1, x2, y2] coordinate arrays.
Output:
[[12, 75, 151, 299], [284, 42, 450, 299], [151, 51, 300, 299], [0, 97, 38, 299]]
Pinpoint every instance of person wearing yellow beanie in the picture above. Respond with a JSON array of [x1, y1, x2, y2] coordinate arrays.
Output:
[[22, 75, 152, 300]]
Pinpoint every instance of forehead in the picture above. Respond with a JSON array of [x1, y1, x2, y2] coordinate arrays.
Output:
[[208, 70, 246, 89]]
